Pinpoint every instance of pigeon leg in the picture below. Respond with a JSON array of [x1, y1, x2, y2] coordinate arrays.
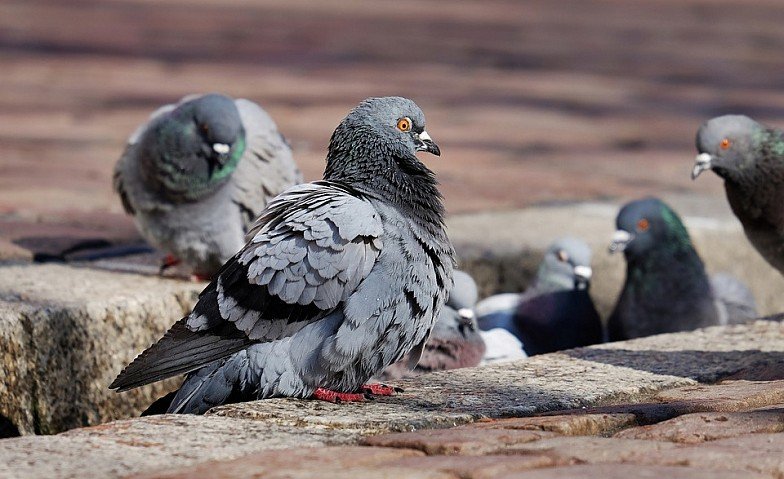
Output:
[[312, 387, 367, 403], [361, 383, 403, 396], [159, 254, 181, 275]]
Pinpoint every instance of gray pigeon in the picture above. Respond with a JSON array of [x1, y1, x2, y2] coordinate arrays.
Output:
[[693, 115, 784, 275], [607, 197, 757, 341], [379, 270, 485, 380], [476, 237, 602, 356], [111, 97, 455, 413], [114, 93, 302, 279]]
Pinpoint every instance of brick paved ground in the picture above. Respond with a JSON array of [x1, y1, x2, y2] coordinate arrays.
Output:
[[4, 0, 784, 245]]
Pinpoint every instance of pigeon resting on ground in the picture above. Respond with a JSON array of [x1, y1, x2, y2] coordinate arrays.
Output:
[[114, 93, 302, 279], [379, 270, 485, 380], [607, 197, 757, 341], [111, 97, 455, 413], [476, 237, 603, 356], [693, 115, 784, 275]]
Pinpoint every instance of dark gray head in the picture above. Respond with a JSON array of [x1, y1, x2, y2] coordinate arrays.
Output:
[[609, 197, 692, 261], [141, 93, 246, 199], [535, 236, 594, 292], [324, 97, 440, 186], [692, 114, 764, 181]]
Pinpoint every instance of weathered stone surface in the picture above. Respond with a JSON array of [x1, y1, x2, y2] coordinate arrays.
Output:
[[467, 413, 637, 436], [129, 446, 436, 479], [653, 380, 784, 412], [362, 428, 556, 455], [497, 464, 772, 479], [614, 408, 784, 443], [0, 415, 373, 479], [0, 264, 202, 435], [500, 436, 681, 464], [377, 455, 555, 479], [634, 435, 784, 477]]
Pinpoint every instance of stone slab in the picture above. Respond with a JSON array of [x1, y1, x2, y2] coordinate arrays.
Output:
[[498, 464, 771, 479], [466, 413, 638, 436], [613, 408, 784, 443], [0, 264, 203, 435]]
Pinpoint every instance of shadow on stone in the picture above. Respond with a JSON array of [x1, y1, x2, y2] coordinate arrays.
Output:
[[0, 414, 21, 438], [565, 347, 784, 383]]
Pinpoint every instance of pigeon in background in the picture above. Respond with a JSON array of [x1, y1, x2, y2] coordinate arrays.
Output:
[[476, 237, 603, 356], [607, 197, 757, 341], [114, 93, 302, 279], [112, 96, 455, 414], [379, 270, 485, 380], [693, 115, 784, 275]]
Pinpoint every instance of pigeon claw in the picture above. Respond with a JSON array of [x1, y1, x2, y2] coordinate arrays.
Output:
[[361, 383, 402, 396], [312, 388, 367, 403]]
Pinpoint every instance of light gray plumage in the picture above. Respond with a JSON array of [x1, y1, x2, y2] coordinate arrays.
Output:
[[380, 270, 485, 380], [111, 97, 454, 414], [114, 93, 302, 278]]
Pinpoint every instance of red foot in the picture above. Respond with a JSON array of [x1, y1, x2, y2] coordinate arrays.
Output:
[[159, 254, 181, 274], [312, 387, 366, 403], [361, 383, 402, 396]]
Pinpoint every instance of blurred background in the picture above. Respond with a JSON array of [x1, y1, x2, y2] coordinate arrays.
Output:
[[2, 0, 784, 305]]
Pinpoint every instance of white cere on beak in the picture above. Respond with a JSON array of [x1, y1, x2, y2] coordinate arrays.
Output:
[[573, 265, 593, 281], [213, 143, 231, 155], [457, 308, 475, 320], [609, 230, 633, 254], [419, 131, 432, 143], [691, 153, 713, 180]]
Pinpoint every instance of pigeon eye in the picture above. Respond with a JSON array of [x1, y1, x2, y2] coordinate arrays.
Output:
[[397, 117, 412, 132], [200, 124, 210, 134], [636, 218, 650, 232], [720, 138, 731, 150], [556, 250, 569, 262]]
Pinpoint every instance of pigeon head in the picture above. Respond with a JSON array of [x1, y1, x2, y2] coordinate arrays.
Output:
[[143, 93, 247, 200], [324, 97, 441, 187], [609, 197, 692, 261], [189, 94, 246, 167], [536, 236, 594, 292], [693, 115, 764, 181]]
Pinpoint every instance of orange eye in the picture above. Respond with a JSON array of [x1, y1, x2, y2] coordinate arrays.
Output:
[[397, 117, 412, 132], [557, 250, 569, 262], [720, 138, 731, 150], [636, 218, 649, 232]]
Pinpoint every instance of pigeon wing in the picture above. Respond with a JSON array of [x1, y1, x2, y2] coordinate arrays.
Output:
[[110, 181, 383, 391], [231, 99, 303, 228]]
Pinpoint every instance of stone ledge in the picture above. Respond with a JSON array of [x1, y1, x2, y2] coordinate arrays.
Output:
[[0, 321, 782, 478], [0, 264, 203, 435]]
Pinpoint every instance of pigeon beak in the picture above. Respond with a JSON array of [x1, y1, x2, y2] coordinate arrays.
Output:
[[691, 153, 713, 180], [457, 309, 477, 334], [608, 230, 633, 254], [212, 143, 231, 165], [573, 265, 593, 285], [415, 131, 441, 156]]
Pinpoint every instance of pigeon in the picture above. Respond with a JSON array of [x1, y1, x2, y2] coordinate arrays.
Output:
[[693, 115, 784, 275], [379, 270, 485, 380], [476, 237, 602, 356], [607, 197, 757, 341], [111, 96, 455, 414], [114, 93, 302, 279]]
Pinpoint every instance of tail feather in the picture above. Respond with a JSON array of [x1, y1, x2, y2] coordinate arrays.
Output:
[[110, 318, 252, 392]]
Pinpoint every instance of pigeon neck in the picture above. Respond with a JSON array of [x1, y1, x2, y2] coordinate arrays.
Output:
[[625, 245, 711, 299], [324, 148, 446, 227], [723, 128, 784, 202]]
